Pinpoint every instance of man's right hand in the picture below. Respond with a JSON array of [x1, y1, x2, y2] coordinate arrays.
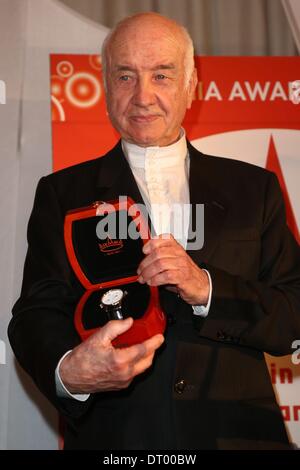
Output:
[[59, 317, 164, 394]]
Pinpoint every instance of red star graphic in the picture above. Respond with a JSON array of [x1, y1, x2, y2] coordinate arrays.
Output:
[[266, 135, 299, 244]]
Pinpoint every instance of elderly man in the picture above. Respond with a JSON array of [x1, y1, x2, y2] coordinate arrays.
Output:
[[8, 12, 300, 450]]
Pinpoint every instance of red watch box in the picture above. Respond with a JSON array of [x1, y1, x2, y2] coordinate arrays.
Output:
[[64, 197, 166, 347]]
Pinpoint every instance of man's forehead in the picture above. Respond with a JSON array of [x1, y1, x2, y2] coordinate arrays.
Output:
[[111, 62, 178, 72], [108, 21, 184, 54], [108, 35, 184, 67]]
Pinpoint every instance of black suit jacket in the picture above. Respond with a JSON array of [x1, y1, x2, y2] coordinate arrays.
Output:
[[8, 141, 300, 449]]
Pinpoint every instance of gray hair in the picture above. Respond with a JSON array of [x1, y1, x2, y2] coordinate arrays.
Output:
[[101, 13, 195, 90]]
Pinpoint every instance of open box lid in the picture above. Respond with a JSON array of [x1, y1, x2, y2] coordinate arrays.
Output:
[[64, 197, 150, 290]]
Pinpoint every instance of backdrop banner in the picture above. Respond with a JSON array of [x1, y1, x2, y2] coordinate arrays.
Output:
[[50, 55, 300, 447]]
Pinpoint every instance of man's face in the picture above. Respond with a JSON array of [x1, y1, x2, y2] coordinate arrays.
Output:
[[104, 22, 197, 147]]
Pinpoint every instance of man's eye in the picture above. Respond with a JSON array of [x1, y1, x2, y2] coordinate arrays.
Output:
[[155, 74, 166, 80], [119, 75, 131, 81]]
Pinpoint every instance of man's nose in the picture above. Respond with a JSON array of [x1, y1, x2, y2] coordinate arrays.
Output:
[[133, 77, 156, 107]]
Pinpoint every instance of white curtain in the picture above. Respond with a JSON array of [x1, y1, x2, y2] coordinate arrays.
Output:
[[59, 0, 298, 55]]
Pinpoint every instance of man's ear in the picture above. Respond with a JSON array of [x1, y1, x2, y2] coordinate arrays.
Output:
[[186, 68, 198, 109]]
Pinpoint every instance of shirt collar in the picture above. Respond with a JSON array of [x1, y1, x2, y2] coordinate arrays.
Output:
[[122, 128, 188, 170]]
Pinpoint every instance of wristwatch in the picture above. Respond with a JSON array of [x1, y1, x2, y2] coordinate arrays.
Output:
[[100, 288, 127, 320]]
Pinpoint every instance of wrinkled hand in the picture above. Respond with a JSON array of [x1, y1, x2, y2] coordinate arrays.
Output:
[[59, 317, 164, 394], [137, 234, 209, 305]]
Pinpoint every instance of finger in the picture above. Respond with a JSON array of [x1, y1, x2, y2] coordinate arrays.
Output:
[[146, 269, 180, 287], [157, 233, 175, 241], [143, 234, 176, 254], [138, 255, 176, 282], [99, 317, 134, 346], [137, 247, 181, 275], [131, 351, 156, 377], [121, 333, 164, 364], [114, 348, 156, 384], [140, 260, 183, 284], [107, 335, 164, 387]]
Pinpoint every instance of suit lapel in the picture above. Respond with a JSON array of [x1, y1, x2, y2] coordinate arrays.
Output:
[[187, 142, 229, 265], [96, 140, 145, 205], [95, 141, 154, 236]]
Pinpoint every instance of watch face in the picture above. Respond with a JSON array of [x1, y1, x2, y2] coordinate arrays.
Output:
[[101, 289, 123, 306]]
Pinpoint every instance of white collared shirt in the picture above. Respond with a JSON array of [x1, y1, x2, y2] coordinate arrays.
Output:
[[122, 130, 190, 248]]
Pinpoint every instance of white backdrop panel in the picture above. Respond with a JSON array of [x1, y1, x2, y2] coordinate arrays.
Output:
[[0, 0, 108, 450]]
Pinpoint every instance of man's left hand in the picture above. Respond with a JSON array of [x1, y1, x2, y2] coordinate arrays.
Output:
[[137, 234, 209, 306]]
